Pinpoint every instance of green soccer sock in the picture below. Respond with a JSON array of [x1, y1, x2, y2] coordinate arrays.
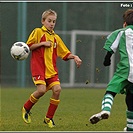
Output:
[[101, 93, 114, 112], [126, 110, 133, 131]]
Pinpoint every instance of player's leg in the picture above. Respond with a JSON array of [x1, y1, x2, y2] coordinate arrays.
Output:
[[125, 85, 133, 131], [46, 84, 61, 118], [89, 91, 116, 124], [44, 76, 61, 128], [22, 76, 46, 124], [44, 85, 61, 128], [89, 75, 128, 124]]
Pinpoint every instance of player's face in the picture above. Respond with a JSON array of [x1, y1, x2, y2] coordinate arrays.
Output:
[[42, 15, 56, 32]]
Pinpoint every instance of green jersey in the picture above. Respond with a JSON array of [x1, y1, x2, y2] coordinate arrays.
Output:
[[104, 25, 133, 83]]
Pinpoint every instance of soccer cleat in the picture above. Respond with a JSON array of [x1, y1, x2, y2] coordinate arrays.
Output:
[[89, 111, 110, 124], [44, 116, 55, 128], [123, 127, 127, 131], [22, 107, 31, 124]]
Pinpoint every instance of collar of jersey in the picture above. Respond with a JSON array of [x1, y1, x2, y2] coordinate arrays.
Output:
[[127, 25, 133, 29], [41, 26, 55, 35]]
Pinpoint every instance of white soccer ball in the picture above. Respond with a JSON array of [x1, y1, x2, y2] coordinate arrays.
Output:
[[10, 42, 30, 61]]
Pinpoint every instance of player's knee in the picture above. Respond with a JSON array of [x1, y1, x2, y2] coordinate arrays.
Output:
[[53, 86, 61, 95], [37, 85, 46, 96], [39, 89, 46, 96]]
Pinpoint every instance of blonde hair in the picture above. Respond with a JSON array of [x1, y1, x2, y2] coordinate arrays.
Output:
[[41, 9, 57, 21]]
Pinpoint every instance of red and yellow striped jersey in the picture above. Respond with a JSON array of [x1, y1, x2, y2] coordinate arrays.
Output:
[[26, 26, 71, 79]]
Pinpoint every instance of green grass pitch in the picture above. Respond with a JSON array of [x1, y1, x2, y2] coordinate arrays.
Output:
[[0, 87, 126, 131]]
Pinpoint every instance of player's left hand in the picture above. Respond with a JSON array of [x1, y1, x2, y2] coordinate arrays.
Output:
[[74, 56, 82, 68], [103, 51, 112, 66], [103, 58, 111, 66]]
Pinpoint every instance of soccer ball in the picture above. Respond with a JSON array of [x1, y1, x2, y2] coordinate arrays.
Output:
[[10, 42, 30, 61]]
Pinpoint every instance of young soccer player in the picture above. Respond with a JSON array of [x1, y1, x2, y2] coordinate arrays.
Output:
[[22, 9, 82, 128], [89, 9, 133, 131]]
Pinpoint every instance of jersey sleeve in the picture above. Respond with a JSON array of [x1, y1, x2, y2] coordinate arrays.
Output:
[[26, 28, 39, 47], [56, 35, 71, 61], [103, 29, 123, 54]]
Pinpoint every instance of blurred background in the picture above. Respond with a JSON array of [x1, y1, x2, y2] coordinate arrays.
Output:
[[1, 2, 132, 88]]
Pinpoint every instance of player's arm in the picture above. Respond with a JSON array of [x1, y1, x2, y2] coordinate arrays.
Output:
[[56, 35, 82, 68], [29, 41, 52, 51], [67, 54, 82, 68], [27, 28, 52, 51], [103, 51, 113, 66]]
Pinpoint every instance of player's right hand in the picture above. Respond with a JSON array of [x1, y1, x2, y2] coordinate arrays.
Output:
[[41, 41, 52, 47]]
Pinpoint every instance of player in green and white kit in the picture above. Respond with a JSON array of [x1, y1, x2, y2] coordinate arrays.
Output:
[[89, 9, 133, 131]]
